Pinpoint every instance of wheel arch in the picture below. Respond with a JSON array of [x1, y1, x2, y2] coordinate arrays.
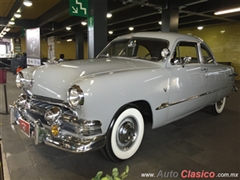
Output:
[[106, 100, 153, 136], [103, 100, 150, 161]]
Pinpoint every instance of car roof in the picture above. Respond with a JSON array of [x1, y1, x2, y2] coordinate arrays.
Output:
[[114, 32, 203, 44]]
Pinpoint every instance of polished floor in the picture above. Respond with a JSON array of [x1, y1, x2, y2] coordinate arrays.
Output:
[[0, 71, 239, 180]]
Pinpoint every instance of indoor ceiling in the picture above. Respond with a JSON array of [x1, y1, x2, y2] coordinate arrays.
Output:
[[0, 0, 240, 41]]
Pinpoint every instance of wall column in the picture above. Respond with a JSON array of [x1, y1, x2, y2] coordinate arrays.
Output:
[[75, 25, 84, 59], [161, 7, 179, 32], [88, 0, 107, 58]]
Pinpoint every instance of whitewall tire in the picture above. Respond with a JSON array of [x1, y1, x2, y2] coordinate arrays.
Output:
[[103, 106, 144, 161], [212, 97, 226, 115]]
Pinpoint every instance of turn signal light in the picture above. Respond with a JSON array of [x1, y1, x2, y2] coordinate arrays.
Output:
[[51, 125, 59, 136]]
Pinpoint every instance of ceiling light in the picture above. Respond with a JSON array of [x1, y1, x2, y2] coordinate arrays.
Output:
[[81, 21, 87, 26], [108, 31, 113, 34], [107, 13, 112, 18], [9, 21, 15, 25], [66, 26, 71, 30], [158, 21, 162, 25], [129, 27, 134, 31], [197, 26, 203, 30], [214, 7, 240, 15], [2, 32, 6, 35], [5, 28, 10, 32], [14, 12, 21, 18], [23, 0, 33, 7], [67, 39, 72, 42]]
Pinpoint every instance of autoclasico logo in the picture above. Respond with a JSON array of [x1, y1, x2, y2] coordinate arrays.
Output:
[[155, 170, 215, 178], [141, 170, 239, 178], [181, 170, 215, 179]]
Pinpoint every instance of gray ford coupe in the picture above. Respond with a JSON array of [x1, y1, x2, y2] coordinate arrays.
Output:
[[10, 32, 238, 161]]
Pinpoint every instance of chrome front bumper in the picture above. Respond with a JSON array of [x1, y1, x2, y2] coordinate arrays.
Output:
[[9, 97, 106, 153]]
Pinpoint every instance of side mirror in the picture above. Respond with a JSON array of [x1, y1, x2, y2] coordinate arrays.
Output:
[[161, 48, 170, 58], [182, 56, 191, 67]]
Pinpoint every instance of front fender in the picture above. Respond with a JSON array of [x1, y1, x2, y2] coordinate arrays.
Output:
[[73, 67, 170, 134]]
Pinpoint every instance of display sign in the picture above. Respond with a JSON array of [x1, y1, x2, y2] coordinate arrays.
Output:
[[48, 36, 55, 59], [14, 38, 21, 45], [26, 27, 41, 66], [69, 0, 88, 17], [19, 119, 30, 137]]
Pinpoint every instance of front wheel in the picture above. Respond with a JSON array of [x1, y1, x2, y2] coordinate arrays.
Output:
[[103, 107, 144, 162], [212, 97, 226, 115]]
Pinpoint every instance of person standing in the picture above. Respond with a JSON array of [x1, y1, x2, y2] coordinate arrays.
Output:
[[19, 52, 27, 68], [58, 54, 64, 62]]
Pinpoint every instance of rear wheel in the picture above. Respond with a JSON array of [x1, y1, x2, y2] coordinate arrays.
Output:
[[212, 97, 226, 115], [103, 106, 144, 162]]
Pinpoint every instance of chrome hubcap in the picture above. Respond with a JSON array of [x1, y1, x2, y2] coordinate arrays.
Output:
[[117, 117, 138, 151], [216, 98, 224, 109]]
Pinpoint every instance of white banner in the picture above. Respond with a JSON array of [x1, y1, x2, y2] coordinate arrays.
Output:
[[48, 36, 55, 59], [26, 27, 41, 66]]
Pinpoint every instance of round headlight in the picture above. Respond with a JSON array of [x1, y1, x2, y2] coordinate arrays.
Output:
[[67, 85, 84, 107], [16, 72, 24, 88]]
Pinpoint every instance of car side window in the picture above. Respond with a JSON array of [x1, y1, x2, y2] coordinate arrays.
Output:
[[201, 44, 215, 64], [171, 41, 199, 65]]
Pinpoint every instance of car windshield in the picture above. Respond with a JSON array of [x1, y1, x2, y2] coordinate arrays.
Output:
[[97, 38, 169, 62]]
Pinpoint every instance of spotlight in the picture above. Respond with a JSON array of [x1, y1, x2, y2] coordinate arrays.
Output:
[[14, 12, 21, 18], [197, 26, 203, 30], [108, 31, 113, 34], [129, 27, 134, 31], [107, 13, 112, 18], [66, 26, 71, 30], [23, 0, 33, 7], [81, 21, 87, 26], [9, 21, 15, 25]]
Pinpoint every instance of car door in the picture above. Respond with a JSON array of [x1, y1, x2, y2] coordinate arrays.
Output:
[[199, 43, 233, 105], [167, 41, 207, 122]]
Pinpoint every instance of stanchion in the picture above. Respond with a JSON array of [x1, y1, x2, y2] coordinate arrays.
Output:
[[0, 68, 9, 114]]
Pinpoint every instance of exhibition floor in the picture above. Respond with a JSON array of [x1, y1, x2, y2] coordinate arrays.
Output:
[[0, 71, 239, 180]]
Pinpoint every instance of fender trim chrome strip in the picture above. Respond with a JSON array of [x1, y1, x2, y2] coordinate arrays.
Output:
[[156, 85, 231, 110]]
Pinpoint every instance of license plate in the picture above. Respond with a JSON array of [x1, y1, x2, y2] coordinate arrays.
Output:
[[19, 119, 30, 137]]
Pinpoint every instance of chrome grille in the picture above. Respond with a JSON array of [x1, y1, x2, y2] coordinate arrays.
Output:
[[29, 96, 75, 117]]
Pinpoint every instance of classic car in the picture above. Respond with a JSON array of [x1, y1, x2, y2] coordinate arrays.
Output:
[[10, 32, 238, 161]]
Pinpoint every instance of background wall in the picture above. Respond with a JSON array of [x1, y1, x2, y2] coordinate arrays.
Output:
[[179, 22, 240, 81], [20, 38, 87, 60], [19, 22, 240, 80]]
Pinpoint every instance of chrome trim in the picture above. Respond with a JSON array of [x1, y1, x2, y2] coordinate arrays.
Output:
[[16, 72, 24, 88], [117, 117, 137, 151], [9, 99, 105, 153], [233, 86, 238, 92], [32, 95, 67, 105], [229, 72, 238, 77], [44, 134, 105, 153], [156, 103, 169, 110], [30, 94, 78, 117], [156, 86, 231, 110], [67, 85, 84, 107], [44, 107, 62, 125]]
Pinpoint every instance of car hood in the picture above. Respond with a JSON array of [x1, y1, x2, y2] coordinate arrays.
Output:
[[29, 58, 161, 100]]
